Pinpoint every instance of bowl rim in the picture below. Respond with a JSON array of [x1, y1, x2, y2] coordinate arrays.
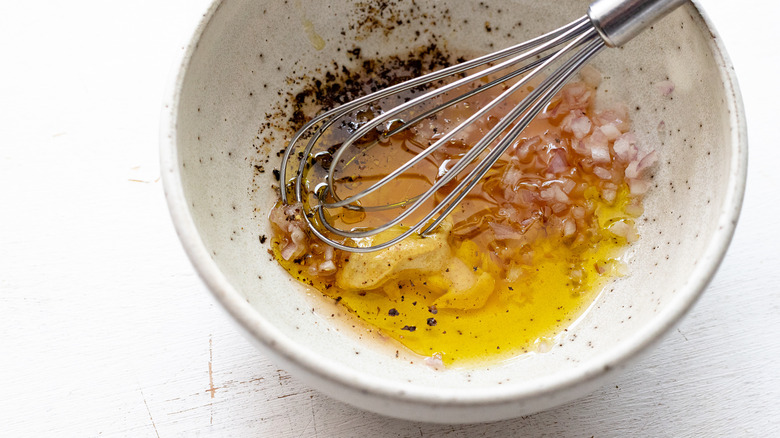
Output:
[[160, 0, 748, 407]]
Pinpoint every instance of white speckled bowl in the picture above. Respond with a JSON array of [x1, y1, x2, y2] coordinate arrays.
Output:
[[161, 0, 746, 423]]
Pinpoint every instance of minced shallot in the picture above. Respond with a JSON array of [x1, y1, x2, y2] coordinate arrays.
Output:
[[269, 67, 658, 287]]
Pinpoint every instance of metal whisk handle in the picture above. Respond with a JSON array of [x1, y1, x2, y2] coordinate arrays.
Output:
[[589, 0, 689, 47]]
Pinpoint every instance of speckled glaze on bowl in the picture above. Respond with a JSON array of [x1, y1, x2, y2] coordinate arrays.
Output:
[[161, 0, 746, 423]]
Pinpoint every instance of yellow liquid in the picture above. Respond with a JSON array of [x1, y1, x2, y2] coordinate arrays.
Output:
[[273, 188, 634, 366], [272, 78, 641, 366]]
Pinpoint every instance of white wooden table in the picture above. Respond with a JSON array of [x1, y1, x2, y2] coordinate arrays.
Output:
[[2, 1, 779, 436]]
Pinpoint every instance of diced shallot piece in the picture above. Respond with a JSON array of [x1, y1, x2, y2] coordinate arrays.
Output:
[[490, 222, 519, 240], [562, 111, 592, 139], [595, 103, 630, 132], [563, 83, 592, 110], [270, 203, 309, 261], [602, 186, 617, 203], [591, 143, 611, 163], [562, 178, 576, 194], [583, 129, 610, 163], [625, 202, 645, 217], [600, 123, 622, 141], [547, 149, 569, 174], [613, 133, 639, 162], [563, 219, 577, 237], [637, 150, 658, 174], [511, 136, 541, 159], [280, 245, 296, 261], [627, 178, 650, 195], [626, 150, 657, 179], [571, 116, 592, 139], [323, 245, 334, 261], [318, 260, 337, 273], [281, 225, 307, 260], [609, 221, 638, 243], [593, 166, 612, 180], [541, 185, 569, 203], [424, 353, 444, 370], [625, 161, 640, 179], [502, 165, 523, 188]]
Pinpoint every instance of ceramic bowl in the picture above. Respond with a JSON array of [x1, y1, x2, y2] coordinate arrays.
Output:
[[161, 0, 746, 423]]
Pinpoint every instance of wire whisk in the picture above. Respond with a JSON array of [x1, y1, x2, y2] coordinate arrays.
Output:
[[279, 0, 687, 253]]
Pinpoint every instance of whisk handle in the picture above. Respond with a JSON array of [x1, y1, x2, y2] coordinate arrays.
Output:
[[589, 0, 688, 47]]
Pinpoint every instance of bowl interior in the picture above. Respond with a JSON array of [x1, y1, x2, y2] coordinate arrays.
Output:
[[169, 0, 741, 412]]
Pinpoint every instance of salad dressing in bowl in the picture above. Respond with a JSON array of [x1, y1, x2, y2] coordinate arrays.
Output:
[[162, 0, 746, 422]]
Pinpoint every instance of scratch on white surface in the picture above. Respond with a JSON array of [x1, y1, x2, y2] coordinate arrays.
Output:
[[167, 403, 215, 416], [297, 414, 313, 438], [127, 165, 160, 183], [285, 411, 295, 436], [208, 335, 215, 425], [140, 388, 161, 438], [310, 395, 318, 437], [637, 415, 654, 434], [277, 392, 307, 399], [207, 336, 216, 398], [677, 328, 689, 341]]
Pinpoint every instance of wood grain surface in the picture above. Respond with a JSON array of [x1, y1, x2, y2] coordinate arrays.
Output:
[[2, 0, 778, 436]]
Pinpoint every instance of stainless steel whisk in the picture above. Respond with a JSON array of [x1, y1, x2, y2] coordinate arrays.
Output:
[[279, 0, 687, 253]]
